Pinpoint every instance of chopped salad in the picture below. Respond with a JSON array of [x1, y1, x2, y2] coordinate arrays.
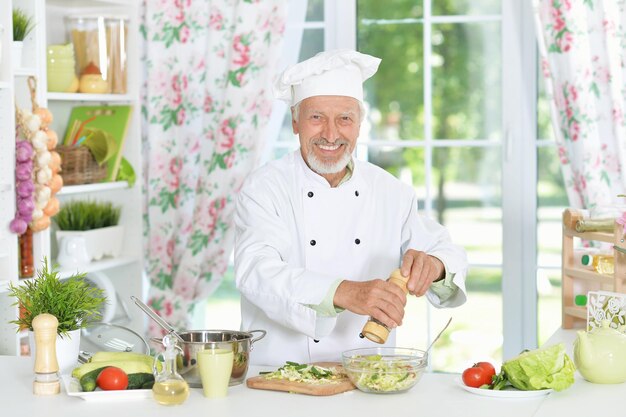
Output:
[[260, 361, 347, 385], [345, 354, 422, 392]]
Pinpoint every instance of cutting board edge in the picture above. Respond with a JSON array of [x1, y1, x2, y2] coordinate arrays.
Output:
[[245, 362, 356, 396], [246, 376, 356, 396]]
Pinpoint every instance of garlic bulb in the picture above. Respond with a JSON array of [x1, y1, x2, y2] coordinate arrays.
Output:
[[32, 131, 49, 150], [25, 113, 41, 133]]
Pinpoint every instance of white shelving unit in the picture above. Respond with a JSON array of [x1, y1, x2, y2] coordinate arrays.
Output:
[[47, 92, 133, 102], [56, 180, 129, 195], [0, 0, 144, 356]]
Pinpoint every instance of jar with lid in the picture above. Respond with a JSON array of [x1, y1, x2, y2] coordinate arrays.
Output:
[[65, 15, 129, 94]]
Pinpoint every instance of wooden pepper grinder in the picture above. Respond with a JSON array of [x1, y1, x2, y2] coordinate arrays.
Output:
[[32, 313, 60, 395], [360, 269, 409, 344]]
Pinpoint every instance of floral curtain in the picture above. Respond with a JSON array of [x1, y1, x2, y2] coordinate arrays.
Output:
[[141, 0, 286, 336], [533, 0, 626, 210]]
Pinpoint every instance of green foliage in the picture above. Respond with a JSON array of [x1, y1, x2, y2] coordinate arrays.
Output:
[[12, 8, 35, 41], [116, 157, 136, 187], [7, 258, 106, 335], [356, 1, 570, 222], [55, 200, 121, 231]]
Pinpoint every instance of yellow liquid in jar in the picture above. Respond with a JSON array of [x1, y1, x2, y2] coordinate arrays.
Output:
[[594, 256, 615, 275], [152, 379, 189, 406]]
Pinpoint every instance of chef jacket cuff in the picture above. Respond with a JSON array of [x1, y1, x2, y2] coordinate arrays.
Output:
[[306, 279, 345, 317], [428, 256, 459, 304]]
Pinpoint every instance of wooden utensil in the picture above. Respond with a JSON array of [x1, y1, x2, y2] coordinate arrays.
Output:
[[246, 362, 356, 396], [32, 313, 60, 395]]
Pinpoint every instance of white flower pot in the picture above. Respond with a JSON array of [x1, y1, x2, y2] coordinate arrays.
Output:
[[12, 41, 23, 70], [29, 329, 81, 375], [56, 225, 124, 261]]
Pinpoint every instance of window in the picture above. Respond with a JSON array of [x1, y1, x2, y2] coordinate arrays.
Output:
[[200, 0, 567, 371], [355, 0, 504, 372]]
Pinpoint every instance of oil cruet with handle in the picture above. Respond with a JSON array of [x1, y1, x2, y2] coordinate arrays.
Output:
[[152, 333, 189, 405]]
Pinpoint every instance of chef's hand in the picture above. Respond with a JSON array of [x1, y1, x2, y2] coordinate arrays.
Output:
[[401, 249, 445, 297], [333, 279, 407, 329]]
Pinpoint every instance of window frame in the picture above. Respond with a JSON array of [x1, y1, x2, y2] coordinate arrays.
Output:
[[325, 0, 540, 359]]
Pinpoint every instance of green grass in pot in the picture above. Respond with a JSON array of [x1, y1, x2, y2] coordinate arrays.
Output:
[[55, 200, 121, 231], [8, 258, 106, 337], [12, 8, 35, 41]]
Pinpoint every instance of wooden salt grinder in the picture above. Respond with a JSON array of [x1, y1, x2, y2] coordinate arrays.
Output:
[[360, 269, 409, 344], [32, 313, 60, 395]]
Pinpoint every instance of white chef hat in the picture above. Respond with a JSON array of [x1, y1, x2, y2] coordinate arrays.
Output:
[[274, 49, 381, 106]]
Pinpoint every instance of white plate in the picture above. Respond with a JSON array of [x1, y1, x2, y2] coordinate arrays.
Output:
[[458, 379, 553, 398], [62, 375, 152, 401]]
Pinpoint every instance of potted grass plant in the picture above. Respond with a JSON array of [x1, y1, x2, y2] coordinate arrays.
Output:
[[12, 8, 35, 69], [54, 200, 123, 262], [8, 258, 106, 374]]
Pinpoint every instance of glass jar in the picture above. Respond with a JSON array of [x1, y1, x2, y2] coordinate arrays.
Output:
[[18, 227, 34, 278], [65, 15, 129, 94]]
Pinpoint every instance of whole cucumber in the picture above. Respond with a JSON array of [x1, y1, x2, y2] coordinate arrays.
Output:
[[127, 373, 155, 390], [79, 366, 108, 392]]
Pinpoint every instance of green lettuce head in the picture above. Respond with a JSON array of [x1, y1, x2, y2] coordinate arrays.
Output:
[[502, 343, 575, 391]]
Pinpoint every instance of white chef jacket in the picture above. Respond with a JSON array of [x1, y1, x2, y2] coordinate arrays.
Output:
[[234, 150, 467, 366]]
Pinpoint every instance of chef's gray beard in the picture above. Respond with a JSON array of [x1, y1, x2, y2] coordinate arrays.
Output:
[[307, 140, 352, 175]]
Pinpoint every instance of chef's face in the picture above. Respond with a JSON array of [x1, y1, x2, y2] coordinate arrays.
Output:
[[292, 95, 361, 179]]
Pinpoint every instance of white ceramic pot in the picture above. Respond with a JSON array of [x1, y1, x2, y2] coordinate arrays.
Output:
[[56, 225, 124, 261], [29, 328, 80, 375], [57, 236, 91, 269]]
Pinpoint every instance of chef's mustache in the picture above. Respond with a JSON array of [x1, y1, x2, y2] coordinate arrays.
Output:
[[313, 138, 349, 147]]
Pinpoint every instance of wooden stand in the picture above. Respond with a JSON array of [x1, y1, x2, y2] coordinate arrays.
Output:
[[561, 209, 626, 329]]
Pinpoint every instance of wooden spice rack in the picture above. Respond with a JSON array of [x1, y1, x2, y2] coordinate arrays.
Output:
[[561, 209, 626, 328]]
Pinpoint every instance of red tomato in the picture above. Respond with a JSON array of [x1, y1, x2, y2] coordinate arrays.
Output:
[[474, 362, 496, 379], [462, 366, 492, 388], [96, 367, 129, 391]]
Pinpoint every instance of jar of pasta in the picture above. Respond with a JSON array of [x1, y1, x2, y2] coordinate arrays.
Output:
[[65, 14, 128, 94]]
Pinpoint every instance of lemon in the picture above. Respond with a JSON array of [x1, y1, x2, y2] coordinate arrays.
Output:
[[82, 128, 118, 165]]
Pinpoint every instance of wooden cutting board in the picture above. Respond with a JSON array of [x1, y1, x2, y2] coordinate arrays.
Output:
[[246, 362, 356, 396]]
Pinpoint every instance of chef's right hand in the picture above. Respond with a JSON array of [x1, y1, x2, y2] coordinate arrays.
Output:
[[333, 280, 407, 329]]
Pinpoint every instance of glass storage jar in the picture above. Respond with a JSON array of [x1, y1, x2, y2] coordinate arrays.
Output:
[[65, 15, 128, 94]]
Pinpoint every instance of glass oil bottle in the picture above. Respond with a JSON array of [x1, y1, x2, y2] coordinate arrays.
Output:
[[152, 334, 189, 406]]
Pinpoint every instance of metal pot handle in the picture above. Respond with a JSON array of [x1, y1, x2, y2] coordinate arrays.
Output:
[[249, 329, 266, 344]]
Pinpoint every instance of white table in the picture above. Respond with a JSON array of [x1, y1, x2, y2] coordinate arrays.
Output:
[[0, 329, 622, 417], [533, 328, 626, 417]]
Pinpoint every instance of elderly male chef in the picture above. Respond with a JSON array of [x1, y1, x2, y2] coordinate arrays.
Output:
[[234, 49, 468, 366]]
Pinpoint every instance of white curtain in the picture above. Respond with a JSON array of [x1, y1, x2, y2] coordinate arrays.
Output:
[[141, 0, 287, 336], [533, 0, 626, 210]]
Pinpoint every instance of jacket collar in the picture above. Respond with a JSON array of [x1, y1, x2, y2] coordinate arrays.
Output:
[[294, 149, 366, 191], [293, 149, 358, 188]]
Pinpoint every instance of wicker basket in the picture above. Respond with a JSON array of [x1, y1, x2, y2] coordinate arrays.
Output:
[[56, 145, 107, 185]]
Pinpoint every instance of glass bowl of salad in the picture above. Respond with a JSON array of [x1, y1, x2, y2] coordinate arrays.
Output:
[[341, 347, 427, 394]]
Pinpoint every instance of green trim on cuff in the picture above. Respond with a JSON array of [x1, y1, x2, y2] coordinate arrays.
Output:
[[430, 271, 458, 303], [307, 279, 345, 317]]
